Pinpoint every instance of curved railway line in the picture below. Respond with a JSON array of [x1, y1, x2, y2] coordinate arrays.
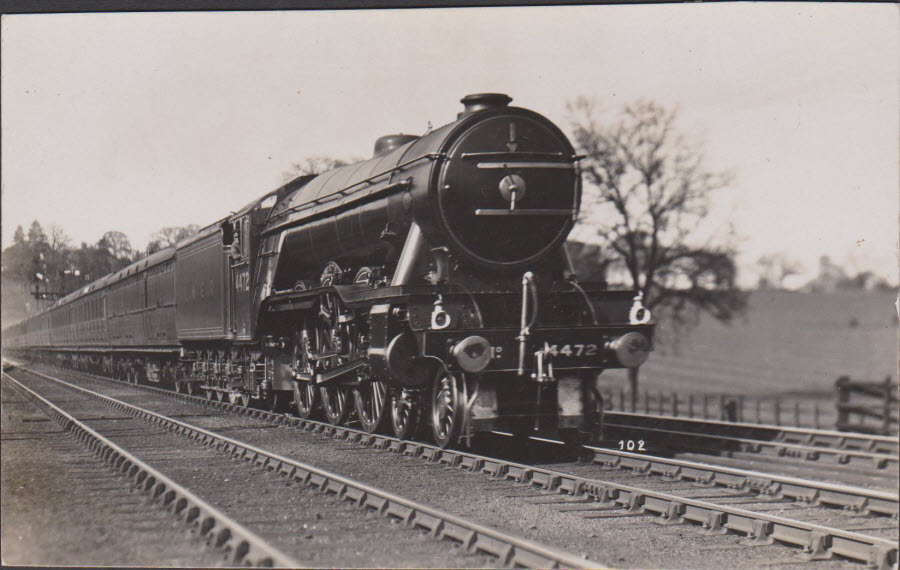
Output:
[[2, 366, 600, 569], [4, 361, 898, 568], [603, 412, 899, 468]]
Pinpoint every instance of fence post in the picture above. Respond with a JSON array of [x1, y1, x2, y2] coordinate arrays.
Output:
[[794, 401, 800, 426], [774, 399, 781, 426], [883, 376, 892, 434], [658, 391, 664, 415], [835, 376, 850, 431], [719, 394, 726, 421], [703, 394, 708, 419], [738, 396, 745, 423], [756, 399, 761, 423], [619, 389, 625, 412], [672, 393, 678, 417], [814, 402, 820, 429], [688, 394, 694, 418]]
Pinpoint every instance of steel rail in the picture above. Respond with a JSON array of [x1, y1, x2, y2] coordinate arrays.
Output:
[[15, 363, 899, 569], [13, 367, 603, 570], [586, 446, 899, 517], [1, 372, 298, 569], [605, 410, 899, 455], [603, 421, 900, 470]]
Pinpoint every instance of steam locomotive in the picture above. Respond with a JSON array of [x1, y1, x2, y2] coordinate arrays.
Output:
[[4, 93, 654, 447]]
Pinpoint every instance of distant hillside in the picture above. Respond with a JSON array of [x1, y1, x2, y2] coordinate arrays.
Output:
[[602, 289, 899, 397]]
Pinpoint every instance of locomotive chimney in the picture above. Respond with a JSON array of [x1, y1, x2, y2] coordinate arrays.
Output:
[[458, 93, 512, 118], [373, 134, 419, 158]]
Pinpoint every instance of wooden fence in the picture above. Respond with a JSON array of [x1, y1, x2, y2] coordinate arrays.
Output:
[[600, 388, 837, 429], [601, 376, 898, 433], [835, 376, 899, 435]]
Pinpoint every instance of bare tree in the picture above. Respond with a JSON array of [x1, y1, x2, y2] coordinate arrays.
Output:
[[568, 98, 747, 402], [280, 156, 353, 182], [47, 224, 71, 253], [146, 224, 200, 255]]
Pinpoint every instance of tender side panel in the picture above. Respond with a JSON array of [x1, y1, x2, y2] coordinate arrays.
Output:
[[176, 230, 232, 341]]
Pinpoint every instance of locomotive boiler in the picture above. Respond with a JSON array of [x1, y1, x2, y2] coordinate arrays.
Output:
[[4, 93, 655, 448]]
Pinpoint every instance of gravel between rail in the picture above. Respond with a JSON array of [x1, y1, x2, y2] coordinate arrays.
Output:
[[3, 370, 503, 568], [16, 362, 898, 569], [1, 380, 229, 567]]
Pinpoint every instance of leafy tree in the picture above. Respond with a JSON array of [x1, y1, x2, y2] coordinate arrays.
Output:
[[1, 233, 34, 282], [25, 221, 51, 297], [1, 221, 75, 300], [567, 98, 747, 402], [756, 253, 804, 290], [97, 231, 134, 264], [3, 224, 142, 311], [27, 220, 47, 248]]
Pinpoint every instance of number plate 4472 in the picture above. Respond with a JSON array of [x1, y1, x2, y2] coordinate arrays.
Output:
[[542, 342, 598, 358]]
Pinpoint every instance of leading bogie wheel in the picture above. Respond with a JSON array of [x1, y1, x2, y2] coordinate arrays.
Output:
[[431, 368, 465, 448], [267, 390, 292, 413], [355, 380, 389, 433], [390, 388, 423, 440]]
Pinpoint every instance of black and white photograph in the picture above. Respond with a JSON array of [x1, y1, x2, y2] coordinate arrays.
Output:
[[1, 3, 898, 568]]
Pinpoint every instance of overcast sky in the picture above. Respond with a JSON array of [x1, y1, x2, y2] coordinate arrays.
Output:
[[2, 4, 897, 287]]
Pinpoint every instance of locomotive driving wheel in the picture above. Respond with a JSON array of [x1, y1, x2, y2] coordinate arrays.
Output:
[[320, 385, 350, 425], [317, 292, 353, 426], [355, 380, 388, 433], [431, 368, 466, 448], [291, 329, 318, 419]]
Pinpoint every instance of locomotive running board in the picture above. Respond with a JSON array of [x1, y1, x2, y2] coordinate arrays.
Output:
[[315, 359, 366, 385]]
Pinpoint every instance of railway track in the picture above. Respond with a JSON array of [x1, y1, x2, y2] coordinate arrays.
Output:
[[2, 373, 296, 567], [2, 366, 600, 569], [585, 447, 898, 517], [8, 361, 898, 568], [0, 381, 236, 567], [603, 411, 900, 471]]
